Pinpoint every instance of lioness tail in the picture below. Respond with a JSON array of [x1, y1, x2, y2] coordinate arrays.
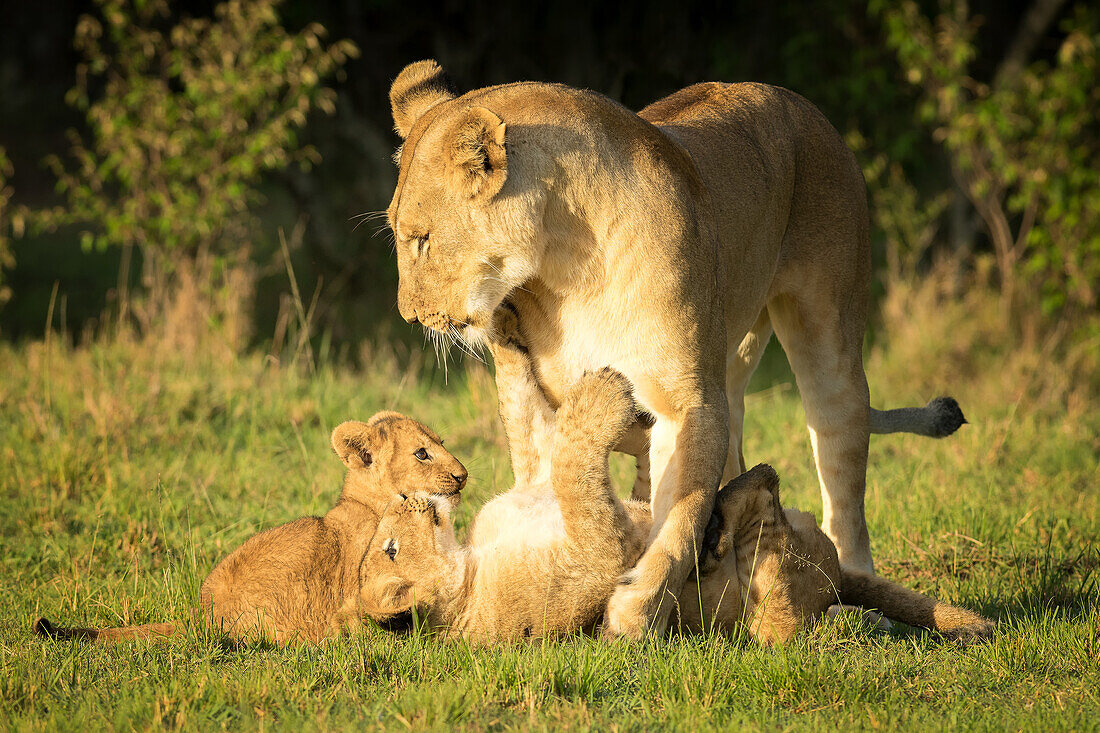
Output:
[[837, 569, 994, 641], [33, 616, 178, 644], [869, 396, 966, 438]]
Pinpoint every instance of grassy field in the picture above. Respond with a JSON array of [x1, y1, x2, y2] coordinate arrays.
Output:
[[2, 288, 1098, 730]]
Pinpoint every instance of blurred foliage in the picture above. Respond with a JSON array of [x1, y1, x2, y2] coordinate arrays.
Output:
[[877, 0, 1100, 335], [0, 147, 17, 309], [35, 0, 357, 281], [849, 130, 951, 282], [0, 0, 1096, 353]]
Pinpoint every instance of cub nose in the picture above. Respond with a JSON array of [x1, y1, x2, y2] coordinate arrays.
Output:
[[452, 469, 468, 490]]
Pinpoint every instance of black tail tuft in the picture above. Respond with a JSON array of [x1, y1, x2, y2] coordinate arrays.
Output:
[[927, 396, 967, 437]]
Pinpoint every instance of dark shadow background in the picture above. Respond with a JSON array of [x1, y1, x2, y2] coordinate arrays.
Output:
[[0, 0, 1047, 346]]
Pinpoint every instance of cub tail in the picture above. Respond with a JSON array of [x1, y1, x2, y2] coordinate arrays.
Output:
[[837, 569, 994, 641], [869, 396, 966, 438], [33, 616, 178, 644]]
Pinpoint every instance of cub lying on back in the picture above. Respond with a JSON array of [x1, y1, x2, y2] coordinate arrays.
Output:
[[34, 413, 467, 645], [356, 338, 993, 643]]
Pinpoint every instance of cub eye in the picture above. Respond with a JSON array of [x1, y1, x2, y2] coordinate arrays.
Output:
[[413, 234, 429, 257], [382, 538, 398, 561], [414, 448, 430, 461]]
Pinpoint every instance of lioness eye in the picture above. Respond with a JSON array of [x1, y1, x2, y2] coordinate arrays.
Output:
[[414, 448, 430, 461], [382, 538, 398, 560]]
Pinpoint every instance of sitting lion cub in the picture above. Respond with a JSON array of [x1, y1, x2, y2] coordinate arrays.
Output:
[[34, 412, 467, 645], [356, 335, 993, 643]]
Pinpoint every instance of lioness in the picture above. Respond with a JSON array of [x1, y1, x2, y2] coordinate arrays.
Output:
[[384, 60, 965, 638], [355, 366, 992, 644], [34, 413, 467, 645]]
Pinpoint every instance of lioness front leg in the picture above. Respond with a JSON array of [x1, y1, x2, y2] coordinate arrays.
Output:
[[604, 392, 728, 639], [487, 305, 557, 485]]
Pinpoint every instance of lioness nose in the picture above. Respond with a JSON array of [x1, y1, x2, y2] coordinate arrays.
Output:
[[452, 470, 467, 489]]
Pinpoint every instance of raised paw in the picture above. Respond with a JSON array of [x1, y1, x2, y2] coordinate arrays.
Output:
[[558, 368, 637, 450]]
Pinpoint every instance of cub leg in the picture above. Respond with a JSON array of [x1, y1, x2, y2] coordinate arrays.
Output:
[[724, 309, 773, 482], [552, 369, 639, 553], [767, 293, 873, 572]]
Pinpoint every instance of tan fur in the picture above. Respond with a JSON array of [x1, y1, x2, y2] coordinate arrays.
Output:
[[33, 414, 467, 646], [389, 60, 455, 139], [385, 62, 965, 638], [356, 363, 993, 645]]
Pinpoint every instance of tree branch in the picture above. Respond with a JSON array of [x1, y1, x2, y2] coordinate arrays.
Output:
[[993, 0, 1070, 89]]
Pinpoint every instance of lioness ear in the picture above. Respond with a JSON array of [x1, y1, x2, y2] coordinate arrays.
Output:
[[445, 106, 508, 200], [390, 59, 456, 139], [331, 421, 373, 470]]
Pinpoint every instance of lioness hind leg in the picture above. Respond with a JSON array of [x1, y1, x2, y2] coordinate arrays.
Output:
[[767, 292, 873, 573], [723, 309, 773, 483]]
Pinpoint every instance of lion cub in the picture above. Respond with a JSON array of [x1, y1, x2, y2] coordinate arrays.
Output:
[[355, 336, 993, 643], [34, 412, 467, 645]]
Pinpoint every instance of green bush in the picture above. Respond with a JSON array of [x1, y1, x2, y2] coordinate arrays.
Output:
[[39, 0, 357, 328], [876, 0, 1100, 335]]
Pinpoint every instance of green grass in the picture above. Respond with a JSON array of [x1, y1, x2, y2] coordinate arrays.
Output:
[[1, 323, 1098, 731]]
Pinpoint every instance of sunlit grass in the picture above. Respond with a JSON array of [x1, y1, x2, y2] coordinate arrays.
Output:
[[1, 312, 1097, 730]]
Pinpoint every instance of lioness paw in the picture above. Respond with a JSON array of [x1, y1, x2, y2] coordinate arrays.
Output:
[[489, 302, 528, 353], [603, 580, 667, 642]]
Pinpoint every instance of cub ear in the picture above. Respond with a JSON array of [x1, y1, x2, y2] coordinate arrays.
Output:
[[445, 106, 508, 200], [360, 576, 414, 622], [390, 59, 456, 139], [331, 421, 373, 470]]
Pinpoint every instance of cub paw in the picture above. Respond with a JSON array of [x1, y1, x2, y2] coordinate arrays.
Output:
[[489, 302, 527, 352], [560, 368, 637, 449]]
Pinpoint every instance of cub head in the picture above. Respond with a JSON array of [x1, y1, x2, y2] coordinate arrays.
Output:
[[358, 492, 458, 625], [386, 59, 551, 345], [331, 412, 467, 515]]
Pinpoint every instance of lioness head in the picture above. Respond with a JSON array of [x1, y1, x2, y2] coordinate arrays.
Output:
[[386, 60, 552, 344], [358, 491, 458, 625], [331, 412, 467, 513]]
